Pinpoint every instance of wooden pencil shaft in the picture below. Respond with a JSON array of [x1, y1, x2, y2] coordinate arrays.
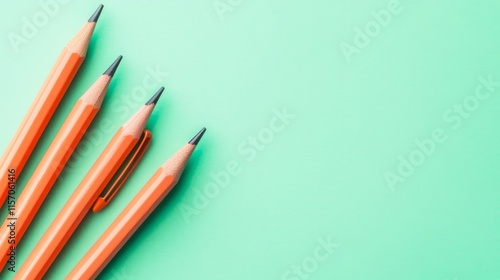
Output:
[[0, 74, 109, 271], [15, 105, 156, 278], [68, 144, 196, 279], [0, 21, 96, 206]]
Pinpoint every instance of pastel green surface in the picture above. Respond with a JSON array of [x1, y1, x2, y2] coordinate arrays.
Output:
[[0, 0, 499, 279]]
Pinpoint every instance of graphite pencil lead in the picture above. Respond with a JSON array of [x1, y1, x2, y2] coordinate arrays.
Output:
[[103, 56, 123, 77], [145, 87, 164, 105], [88, 4, 104, 23], [189, 128, 206, 145]]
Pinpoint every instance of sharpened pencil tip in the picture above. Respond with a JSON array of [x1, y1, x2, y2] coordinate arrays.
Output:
[[88, 4, 104, 22], [189, 128, 206, 145], [103, 55, 123, 77], [145, 87, 164, 105]]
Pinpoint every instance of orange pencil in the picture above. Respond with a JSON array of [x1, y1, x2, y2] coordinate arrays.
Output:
[[0, 56, 122, 272], [66, 128, 206, 280], [0, 5, 103, 205], [14, 88, 164, 279]]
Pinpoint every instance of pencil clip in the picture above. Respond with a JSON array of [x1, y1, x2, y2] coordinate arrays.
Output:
[[92, 130, 153, 213]]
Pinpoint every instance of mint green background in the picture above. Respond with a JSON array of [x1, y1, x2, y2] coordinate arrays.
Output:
[[1, 0, 500, 279]]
